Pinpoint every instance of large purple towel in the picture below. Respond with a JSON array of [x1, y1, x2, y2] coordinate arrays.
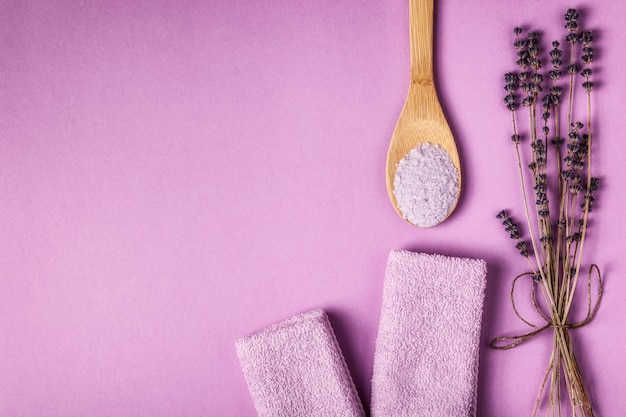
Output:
[[236, 309, 366, 417], [371, 250, 487, 417]]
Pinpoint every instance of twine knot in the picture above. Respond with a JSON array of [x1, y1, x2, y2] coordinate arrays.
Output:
[[489, 264, 602, 350]]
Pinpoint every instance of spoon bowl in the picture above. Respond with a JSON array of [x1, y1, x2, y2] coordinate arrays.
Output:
[[386, 0, 461, 227]]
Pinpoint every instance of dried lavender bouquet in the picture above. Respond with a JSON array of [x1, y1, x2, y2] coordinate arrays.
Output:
[[490, 9, 603, 417]]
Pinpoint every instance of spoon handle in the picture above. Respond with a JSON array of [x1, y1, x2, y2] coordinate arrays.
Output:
[[409, 0, 434, 85]]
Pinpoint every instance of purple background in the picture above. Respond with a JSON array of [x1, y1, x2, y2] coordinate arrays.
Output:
[[2, 0, 625, 415]]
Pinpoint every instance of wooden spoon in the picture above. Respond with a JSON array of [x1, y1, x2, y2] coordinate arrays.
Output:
[[386, 0, 461, 227]]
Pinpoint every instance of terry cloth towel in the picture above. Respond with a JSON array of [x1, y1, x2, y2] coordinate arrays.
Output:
[[236, 309, 366, 417], [371, 250, 487, 417]]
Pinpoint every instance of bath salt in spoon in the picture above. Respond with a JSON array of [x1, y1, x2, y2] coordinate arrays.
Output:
[[386, 0, 461, 227]]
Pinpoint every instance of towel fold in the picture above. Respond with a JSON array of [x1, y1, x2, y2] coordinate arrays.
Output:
[[236, 309, 366, 417], [371, 250, 487, 417]]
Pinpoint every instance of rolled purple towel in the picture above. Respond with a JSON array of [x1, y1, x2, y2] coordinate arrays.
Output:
[[371, 250, 487, 417], [236, 309, 366, 417]]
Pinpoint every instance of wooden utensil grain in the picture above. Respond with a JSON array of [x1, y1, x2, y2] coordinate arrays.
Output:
[[386, 0, 461, 226]]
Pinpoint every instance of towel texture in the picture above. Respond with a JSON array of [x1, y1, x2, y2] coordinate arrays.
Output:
[[371, 250, 487, 417], [236, 309, 366, 417]]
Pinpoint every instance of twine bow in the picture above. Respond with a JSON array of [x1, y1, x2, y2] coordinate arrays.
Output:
[[489, 264, 603, 350]]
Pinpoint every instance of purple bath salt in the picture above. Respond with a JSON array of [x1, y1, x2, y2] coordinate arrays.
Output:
[[393, 143, 459, 227]]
